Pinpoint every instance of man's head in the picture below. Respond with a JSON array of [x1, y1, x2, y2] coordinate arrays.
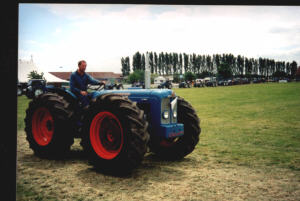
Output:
[[78, 60, 87, 74]]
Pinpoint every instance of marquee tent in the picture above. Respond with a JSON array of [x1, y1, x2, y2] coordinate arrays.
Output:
[[18, 57, 69, 84]]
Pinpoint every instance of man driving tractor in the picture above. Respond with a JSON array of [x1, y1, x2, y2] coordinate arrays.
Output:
[[69, 60, 105, 108]]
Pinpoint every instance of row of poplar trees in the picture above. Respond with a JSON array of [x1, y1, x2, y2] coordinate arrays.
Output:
[[121, 51, 298, 78]]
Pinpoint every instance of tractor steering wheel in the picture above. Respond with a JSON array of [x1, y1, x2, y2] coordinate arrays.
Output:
[[87, 83, 105, 91], [96, 83, 105, 91]]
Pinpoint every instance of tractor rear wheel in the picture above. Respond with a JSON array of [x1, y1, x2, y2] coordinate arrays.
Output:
[[24, 92, 76, 158], [150, 97, 201, 160], [81, 94, 150, 174]]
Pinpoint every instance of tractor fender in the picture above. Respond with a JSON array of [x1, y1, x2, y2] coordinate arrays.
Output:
[[45, 86, 78, 103]]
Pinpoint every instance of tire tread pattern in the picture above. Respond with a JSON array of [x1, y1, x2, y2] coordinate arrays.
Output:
[[81, 93, 150, 174], [149, 96, 201, 160], [24, 92, 76, 159]]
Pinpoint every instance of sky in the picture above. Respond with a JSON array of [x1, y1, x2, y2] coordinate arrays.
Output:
[[18, 4, 300, 73]]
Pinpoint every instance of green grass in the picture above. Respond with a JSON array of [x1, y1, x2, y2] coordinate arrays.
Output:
[[17, 96, 31, 131], [17, 82, 300, 171], [16, 182, 52, 201], [16, 181, 85, 201], [174, 82, 300, 171]]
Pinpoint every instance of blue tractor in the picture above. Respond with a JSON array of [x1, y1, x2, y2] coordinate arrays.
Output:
[[24, 84, 201, 174]]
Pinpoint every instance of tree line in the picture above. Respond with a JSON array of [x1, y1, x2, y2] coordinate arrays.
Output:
[[121, 51, 298, 79]]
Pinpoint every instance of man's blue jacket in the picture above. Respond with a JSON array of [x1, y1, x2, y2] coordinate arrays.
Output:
[[69, 71, 100, 95]]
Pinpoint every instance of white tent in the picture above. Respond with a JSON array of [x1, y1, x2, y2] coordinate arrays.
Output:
[[18, 57, 68, 83]]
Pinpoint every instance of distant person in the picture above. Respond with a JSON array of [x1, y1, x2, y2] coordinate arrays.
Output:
[[70, 60, 105, 108]]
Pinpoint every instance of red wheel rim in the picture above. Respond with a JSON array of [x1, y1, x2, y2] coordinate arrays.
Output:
[[32, 107, 54, 146], [90, 111, 124, 160]]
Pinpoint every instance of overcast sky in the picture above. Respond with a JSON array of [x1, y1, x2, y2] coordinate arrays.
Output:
[[19, 4, 300, 73]]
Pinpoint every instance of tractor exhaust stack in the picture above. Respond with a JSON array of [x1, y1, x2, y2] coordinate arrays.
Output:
[[145, 52, 151, 89]]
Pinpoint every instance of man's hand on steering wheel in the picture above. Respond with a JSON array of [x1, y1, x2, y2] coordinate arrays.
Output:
[[99, 80, 106, 86], [93, 81, 105, 91]]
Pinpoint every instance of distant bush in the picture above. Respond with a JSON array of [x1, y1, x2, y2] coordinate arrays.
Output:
[[128, 70, 144, 84], [273, 71, 287, 78], [184, 72, 196, 81]]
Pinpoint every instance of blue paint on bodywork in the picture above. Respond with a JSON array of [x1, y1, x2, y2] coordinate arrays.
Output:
[[65, 89, 78, 99], [159, 123, 184, 138], [61, 88, 184, 139]]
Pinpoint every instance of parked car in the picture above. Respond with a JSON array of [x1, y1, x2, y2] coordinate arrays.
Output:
[[252, 78, 261, 84], [17, 80, 28, 96], [131, 82, 145, 88], [252, 77, 267, 84], [194, 79, 204, 87], [179, 81, 191, 88], [267, 78, 276, 82], [204, 77, 217, 87], [104, 82, 124, 90], [25, 79, 47, 99], [231, 78, 241, 85], [278, 79, 288, 83], [158, 80, 172, 89], [240, 78, 250, 84], [217, 79, 229, 86]]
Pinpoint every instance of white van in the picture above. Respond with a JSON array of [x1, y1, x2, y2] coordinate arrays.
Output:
[[154, 76, 166, 84]]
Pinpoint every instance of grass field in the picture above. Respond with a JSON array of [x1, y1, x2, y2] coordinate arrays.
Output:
[[16, 82, 300, 201]]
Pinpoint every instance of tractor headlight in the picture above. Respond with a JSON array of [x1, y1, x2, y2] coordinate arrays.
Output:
[[162, 111, 169, 119], [173, 111, 177, 118]]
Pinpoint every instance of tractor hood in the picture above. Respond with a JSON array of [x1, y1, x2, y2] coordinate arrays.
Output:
[[91, 89, 173, 101]]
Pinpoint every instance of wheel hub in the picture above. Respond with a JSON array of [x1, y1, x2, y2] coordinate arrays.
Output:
[[107, 132, 114, 142]]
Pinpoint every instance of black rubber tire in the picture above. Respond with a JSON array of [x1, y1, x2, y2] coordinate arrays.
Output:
[[81, 93, 150, 174], [24, 92, 76, 159], [149, 96, 201, 160], [46, 88, 82, 137]]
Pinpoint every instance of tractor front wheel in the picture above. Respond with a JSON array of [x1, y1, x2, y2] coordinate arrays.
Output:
[[81, 94, 150, 174], [150, 97, 201, 160]]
